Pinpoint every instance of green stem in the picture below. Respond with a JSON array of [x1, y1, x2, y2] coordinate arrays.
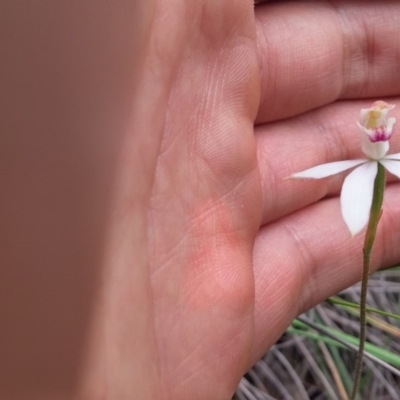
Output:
[[350, 162, 385, 400]]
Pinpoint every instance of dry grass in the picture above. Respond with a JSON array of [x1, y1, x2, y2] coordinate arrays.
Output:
[[234, 268, 400, 400]]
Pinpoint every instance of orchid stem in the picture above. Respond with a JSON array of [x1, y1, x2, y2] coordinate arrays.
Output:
[[350, 162, 385, 400]]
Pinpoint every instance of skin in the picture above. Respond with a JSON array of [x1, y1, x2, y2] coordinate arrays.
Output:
[[2, 1, 400, 399]]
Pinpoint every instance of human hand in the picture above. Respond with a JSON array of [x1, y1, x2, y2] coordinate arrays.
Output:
[[84, 2, 400, 399]]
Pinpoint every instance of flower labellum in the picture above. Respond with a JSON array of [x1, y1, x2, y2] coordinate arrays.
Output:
[[292, 101, 400, 236]]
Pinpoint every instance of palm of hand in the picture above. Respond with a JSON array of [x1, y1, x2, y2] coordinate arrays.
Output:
[[100, 2, 400, 399], [146, 4, 261, 398]]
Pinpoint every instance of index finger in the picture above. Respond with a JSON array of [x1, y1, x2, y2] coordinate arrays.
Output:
[[255, 1, 400, 122]]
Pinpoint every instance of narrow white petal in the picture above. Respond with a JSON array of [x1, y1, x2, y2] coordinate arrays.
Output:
[[291, 159, 366, 179], [384, 152, 400, 160], [341, 161, 378, 236], [387, 117, 396, 131], [380, 159, 400, 179], [359, 109, 369, 125]]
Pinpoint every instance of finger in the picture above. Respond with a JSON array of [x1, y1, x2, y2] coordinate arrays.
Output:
[[249, 183, 400, 363], [255, 1, 400, 122], [256, 99, 400, 224]]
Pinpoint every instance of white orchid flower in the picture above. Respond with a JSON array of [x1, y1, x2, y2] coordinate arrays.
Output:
[[292, 101, 400, 236]]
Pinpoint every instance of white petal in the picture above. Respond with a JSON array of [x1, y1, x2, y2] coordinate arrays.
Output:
[[387, 117, 396, 131], [380, 159, 400, 179], [359, 109, 369, 126], [341, 161, 378, 236], [291, 159, 366, 179], [360, 131, 389, 159], [384, 152, 400, 160]]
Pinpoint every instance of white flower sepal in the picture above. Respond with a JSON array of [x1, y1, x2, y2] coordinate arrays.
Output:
[[292, 101, 400, 237]]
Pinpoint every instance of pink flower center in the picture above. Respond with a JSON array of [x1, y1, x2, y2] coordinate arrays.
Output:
[[368, 126, 392, 142]]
